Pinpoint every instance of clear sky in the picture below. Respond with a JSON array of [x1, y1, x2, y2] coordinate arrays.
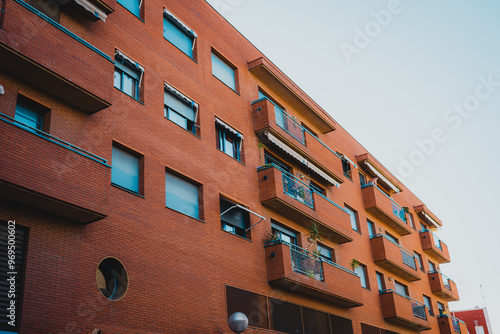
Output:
[[206, 0, 500, 331]]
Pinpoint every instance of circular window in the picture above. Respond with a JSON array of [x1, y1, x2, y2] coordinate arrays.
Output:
[[96, 257, 128, 301]]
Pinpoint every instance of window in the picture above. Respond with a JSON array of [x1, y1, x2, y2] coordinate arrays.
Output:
[[264, 152, 290, 172], [394, 281, 408, 296], [220, 198, 249, 239], [164, 85, 198, 135], [211, 52, 236, 91], [359, 171, 367, 186], [331, 315, 353, 334], [271, 221, 297, 245], [96, 258, 129, 301], [163, 9, 196, 58], [385, 232, 399, 244], [269, 298, 302, 334], [367, 220, 376, 237], [0, 221, 26, 333], [302, 307, 330, 334], [420, 222, 427, 231], [165, 171, 200, 219], [309, 181, 325, 195], [117, 0, 140, 17], [414, 251, 424, 271], [354, 263, 369, 289], [423, 295, 434, 316], [14, 95, 48, 132], [316, 243, 334, 262], [345, 206, 359, 232], [342, 157, 352, 179], [226, 286, 269, 329], [376, 272, 385, 292], [437, 302, 445, 315], [428, 260, 437, 272], [216, 119, 242, 161], [111, 146, 141, 194], [114, 52, 143, 100], [28, 0, 60, 21], [409, 213, 416, 230]]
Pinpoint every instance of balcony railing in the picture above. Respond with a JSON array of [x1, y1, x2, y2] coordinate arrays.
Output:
[[288, 243, 323, 281], [429, 270, 452, 290], [421, 229, 442, 250], [282, 170, 314, 208], [371, 234, 416, 270], [362, 183, 407, 224], [452, 318, 461, 333], [381, 290, 427, 320], [438, 314, 466, 334]]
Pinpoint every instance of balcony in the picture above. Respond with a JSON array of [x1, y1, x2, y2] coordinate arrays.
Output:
[[258, 165, 353, 244], [380, 290, 431, 331], [252, 98, 344, 185], [428, 271, 459, 301], [0, 113, 110, 224], [370, 234, 421, 281], [438, 315, 468, 334], [265, 240, 364, 308], [0, 0, 113, 113], [361, 184, 412, 235], [419, 229, 451, 263], [248, 57, 336, 134]]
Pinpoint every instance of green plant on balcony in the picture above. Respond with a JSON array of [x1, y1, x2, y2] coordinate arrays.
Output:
[[350, 258, 361, 271], [263, 229, 280, 244], [306, 222, 322, 252]]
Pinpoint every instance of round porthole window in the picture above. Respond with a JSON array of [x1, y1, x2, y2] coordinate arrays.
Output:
[[96, 257, 129, 301]]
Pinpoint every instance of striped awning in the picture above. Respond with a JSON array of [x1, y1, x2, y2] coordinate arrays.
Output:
[[74, 0, 107, 22], [363, 161, 400, 193]]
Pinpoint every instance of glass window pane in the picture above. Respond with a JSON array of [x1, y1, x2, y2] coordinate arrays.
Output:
[[117, 0, 140, 17], [316, 244, 331, 261], [303, 307, 330, 334], [269, 298, 303, 334], [163, 17, 194, 57], [211, 52, 236, 90], [111, 147, 140, 193], [226, 286, 269, 329], [15, 98, 44, 131], [168, 108, 188, 129], [395, 281, 407, 296], [367, 221, 375, 237], [354, 265, 367, 288], [165, 172, 199, 219], [164, 90, 195, 122], [345, 207, 358, 231], [330, 315, 353, 334], [114, 70, 121, 89], [122, 73, 136, 98], [376, 272, 384, 291]]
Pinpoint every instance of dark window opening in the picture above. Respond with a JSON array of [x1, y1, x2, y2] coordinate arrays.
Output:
[[220, 198, 250, 239]]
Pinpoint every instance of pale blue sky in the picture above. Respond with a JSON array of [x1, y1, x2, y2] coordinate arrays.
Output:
[[207, 0, 500, 331]]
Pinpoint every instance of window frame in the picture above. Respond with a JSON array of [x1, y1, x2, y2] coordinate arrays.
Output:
[[164, 88, 198, 135], [423, 295, 434, 316], [367, 220, 376, 237], [271, 221, 298, 245], [220, 197, 250, 239], [165, 170, 201, 220], [354, 263, 370, 290], [414, 251, 425, 272], [163, 8, 196, 59], [117, 0, 141, 19], [14, 95, 49, 132], [111, 145, 143, 196], [375, 271, 386, 292], [211, 50, 237, 92], [394, 280, 409, 296], [345, 205, 360, 233], [114, 65, 140, 100], [341, 157, 352, 180], [216, 124, 242, 162]]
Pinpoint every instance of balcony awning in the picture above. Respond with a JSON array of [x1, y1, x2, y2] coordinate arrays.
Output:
[[216, 117, 243, 139], [423, 212, 440, 229], [163, 8, 198, 39], [339, 153, 358, 169], [363, 161, 400, 193], [115, 50, 145, 86], [264, 131, 340, 187], [164, 82, 199, 111], [74, 0, 107, 22]]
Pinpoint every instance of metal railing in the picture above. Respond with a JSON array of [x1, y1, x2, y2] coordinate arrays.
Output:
[[362, 183, 407, 223], [265, 239, 357, 280], [380, 290, 427, 320], [281, 169, 314, 208], [421, 229, 443, 250], [429, 270, 454, 291], [0, 113, 110, 166], [452, 318, 461, 333], [371, 234, 417, 270], [252, 98, 344, 162]]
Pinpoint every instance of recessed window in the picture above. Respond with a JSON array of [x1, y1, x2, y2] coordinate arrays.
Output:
[[437, 302, 445, 315], [317, 243, 334, 262], [164, 84, 198, 135], [216, 118, 243, 161], [341, 157, 352, 180], [111, 146, 141, 194], [220, 198, 250, 239], [359, 171, 367, 186], [394, 280, 409, 296], [165, 171, 200, 219], [420, 222, 427, 231], [354, 263, 369, 289], [226, 286, 269, 329], [423, 295, 434, 316], [302, 307, 331, 334], [117, 0, 140, 17], [264, 152, 291, 173], [96, 257, 129, 301], [309, 180, 326, 196], [269, 298, 302, 334], [331, 315, 354, 334], [409, 213, 416, 230], [211, 52, 236, 91], [271, 221, 297, 245], [367, 220, 376, 237], [375, 271, 385, 292], [14, 95, 49, 132], [428, 260, 437, 272], [28, 0, 60, 21], [163, 8, 196, 58], [114, 51, 143, 101], [385, 232, 399, 244], [345, 206, 360, 232], [414, 251, 425, 271]]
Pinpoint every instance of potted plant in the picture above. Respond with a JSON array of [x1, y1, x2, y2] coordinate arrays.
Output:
[[350, 258, 361, 271], [263, 229, 279, 244]]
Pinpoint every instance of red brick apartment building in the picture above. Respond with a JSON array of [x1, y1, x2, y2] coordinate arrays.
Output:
[[0, 0, 465, 333]]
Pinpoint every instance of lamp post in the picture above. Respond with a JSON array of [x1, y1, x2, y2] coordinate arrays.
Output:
[[228, 312, 248, 333]]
